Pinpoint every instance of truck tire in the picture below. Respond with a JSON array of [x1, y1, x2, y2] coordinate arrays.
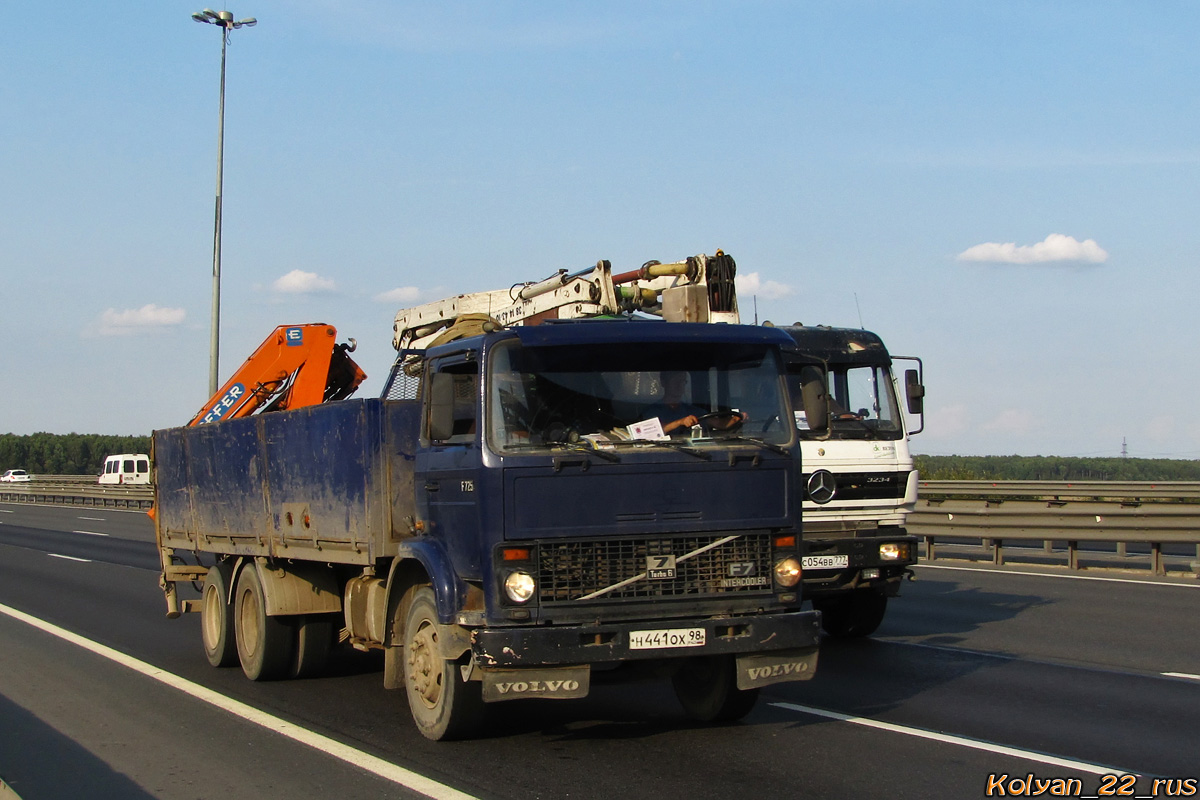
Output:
[[201, 561, 237, 668], [815, 591, 888, 639], [291, 613, 336, 679], [401, 586, 484, 741], [234, 566, 295, 681], [672, 655, 760, 723]]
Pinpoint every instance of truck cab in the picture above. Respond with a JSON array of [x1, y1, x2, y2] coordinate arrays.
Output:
[[780, 325, 924, 637]]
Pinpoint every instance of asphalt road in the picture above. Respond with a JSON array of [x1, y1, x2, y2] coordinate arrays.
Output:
[[1, 503, 1197, 799]]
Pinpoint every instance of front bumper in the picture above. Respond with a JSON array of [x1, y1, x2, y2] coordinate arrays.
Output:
[[802, 533, 917, 598], [471, 608, 820, 668]]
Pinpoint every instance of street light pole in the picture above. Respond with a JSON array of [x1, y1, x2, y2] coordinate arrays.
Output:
[[192, 9, 257, 396]]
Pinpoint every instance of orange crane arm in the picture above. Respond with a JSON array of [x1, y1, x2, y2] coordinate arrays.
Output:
[[188, 324, 367, 426]]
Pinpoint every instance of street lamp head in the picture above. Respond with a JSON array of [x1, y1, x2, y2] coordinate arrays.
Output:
[[193, 9, 256, 30]]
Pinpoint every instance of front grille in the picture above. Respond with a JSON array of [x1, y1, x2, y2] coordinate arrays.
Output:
[[537, 533, 773, 604], [803, 471, 910, 502]]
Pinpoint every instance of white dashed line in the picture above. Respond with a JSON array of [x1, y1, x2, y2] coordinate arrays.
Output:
[[771, 701, 1133, 776]]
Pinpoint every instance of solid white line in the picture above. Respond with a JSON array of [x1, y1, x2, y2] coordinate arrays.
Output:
[[916, 562, 1200, 588], [770, 702, 1131, 776], [72, 530, 109, 537], [47, 554, 92, 563], [1162, 672, 1200, 681], [0, 601, 479, 800]]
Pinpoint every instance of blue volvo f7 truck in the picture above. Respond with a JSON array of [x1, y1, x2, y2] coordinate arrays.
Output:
[[154, 320, 820, 739]]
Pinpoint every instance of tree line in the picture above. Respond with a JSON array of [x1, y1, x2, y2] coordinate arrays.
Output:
[[7, 431, 1200, 482], [0, 433, 152, 476], [913, 454, 1200, 482]]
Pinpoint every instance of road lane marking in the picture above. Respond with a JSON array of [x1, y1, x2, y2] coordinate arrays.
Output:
[[916, 563, 1200, 588], [72, 530, 109, 537], [770, 701, 1134, 775], [77, 516, 106, 521], [885, 639, 1200, 686], [47, 554, 92, 563], [0, 601, 479, 800]]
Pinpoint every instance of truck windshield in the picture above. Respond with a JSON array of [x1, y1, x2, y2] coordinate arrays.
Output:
[[487, 339, 793, 453], [790, 364, 904, 441]]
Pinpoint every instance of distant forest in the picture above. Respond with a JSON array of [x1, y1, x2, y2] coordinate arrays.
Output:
[[914, 454, 1200, 482], [0, 433, 151, 476]]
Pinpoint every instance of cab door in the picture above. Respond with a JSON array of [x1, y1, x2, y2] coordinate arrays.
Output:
[[415, 354, 484, 578]]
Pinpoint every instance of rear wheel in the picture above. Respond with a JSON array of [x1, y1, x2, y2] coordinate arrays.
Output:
[[234, 566, 295, 681], [201, 561, 236, 668], [815, 591, 888, 638], [402, 586, 484, 741], [672, 655, 760, 723]]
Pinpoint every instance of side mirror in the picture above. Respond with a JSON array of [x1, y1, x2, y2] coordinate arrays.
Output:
[[800, 367, 829, 432], [428, 372, 455, 441], [905, 369, 925, 415]]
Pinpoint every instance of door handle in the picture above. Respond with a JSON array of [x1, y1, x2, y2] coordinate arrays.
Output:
[[424, 481, 440, 492]]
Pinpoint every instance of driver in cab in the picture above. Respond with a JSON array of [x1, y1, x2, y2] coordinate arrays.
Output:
[[641, 371, 745, 435]]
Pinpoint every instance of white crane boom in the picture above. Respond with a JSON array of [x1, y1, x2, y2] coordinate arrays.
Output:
[[391, 251, 740, 352]]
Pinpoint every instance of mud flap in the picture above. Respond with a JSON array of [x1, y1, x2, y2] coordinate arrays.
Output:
[[479, 665, 592, 703], [735, 647, 819, 690]]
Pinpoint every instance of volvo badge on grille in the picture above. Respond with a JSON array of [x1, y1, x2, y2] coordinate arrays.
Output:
[[807, 470, 837, 504]]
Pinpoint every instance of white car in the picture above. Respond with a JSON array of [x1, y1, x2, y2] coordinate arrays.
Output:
[[1, 469, 32, 482]]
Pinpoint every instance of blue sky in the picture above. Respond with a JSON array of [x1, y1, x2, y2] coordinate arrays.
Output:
[[3, 1, 1198, 458]]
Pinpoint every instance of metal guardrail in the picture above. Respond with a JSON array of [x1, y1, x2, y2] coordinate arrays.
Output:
[[912, 481, 1200, 576], [4, 477, 1198, 574], [0, 478, 153, 509]]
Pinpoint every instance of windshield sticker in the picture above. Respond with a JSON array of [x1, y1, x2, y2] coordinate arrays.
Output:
[[628, 418, 669, 441]]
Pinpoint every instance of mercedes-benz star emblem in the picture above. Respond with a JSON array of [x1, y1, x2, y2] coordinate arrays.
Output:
[[807, 470, 837, 504]]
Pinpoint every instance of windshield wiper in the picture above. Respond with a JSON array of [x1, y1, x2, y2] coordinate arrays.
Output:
[[557, 442, 621, 462], [497, 441, 621, 462], [625, 439, 712, 461]]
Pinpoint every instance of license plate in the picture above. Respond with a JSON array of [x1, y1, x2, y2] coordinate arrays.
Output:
[[802, 554, 849, 570], [628, 627, 706, 650]]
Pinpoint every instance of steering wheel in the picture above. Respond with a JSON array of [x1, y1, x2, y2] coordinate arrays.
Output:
[[695, 411, 744, 432]]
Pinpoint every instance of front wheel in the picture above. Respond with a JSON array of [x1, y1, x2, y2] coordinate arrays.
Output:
[[815, 591, 888, 638], [401, 586, 484, 741], [672, 655, 759, 723]]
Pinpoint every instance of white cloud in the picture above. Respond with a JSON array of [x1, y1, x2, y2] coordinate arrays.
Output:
[[737, 271, 794, 300], [956, 233, 1108, 264], [374, 286, 422, 304], [273, 269, 336, 294], [97, 304, 186, 336]]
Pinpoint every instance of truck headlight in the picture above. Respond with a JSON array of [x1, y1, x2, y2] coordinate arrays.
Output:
[[879, 542, 909, 561], [774, 557, 802, 587], [504, 570, 536, 603]]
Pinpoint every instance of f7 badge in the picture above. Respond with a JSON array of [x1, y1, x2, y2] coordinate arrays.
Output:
[[646, 554, 676, 579]]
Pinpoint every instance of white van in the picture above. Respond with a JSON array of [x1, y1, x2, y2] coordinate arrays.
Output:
[[98, 454, 151, 485]]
